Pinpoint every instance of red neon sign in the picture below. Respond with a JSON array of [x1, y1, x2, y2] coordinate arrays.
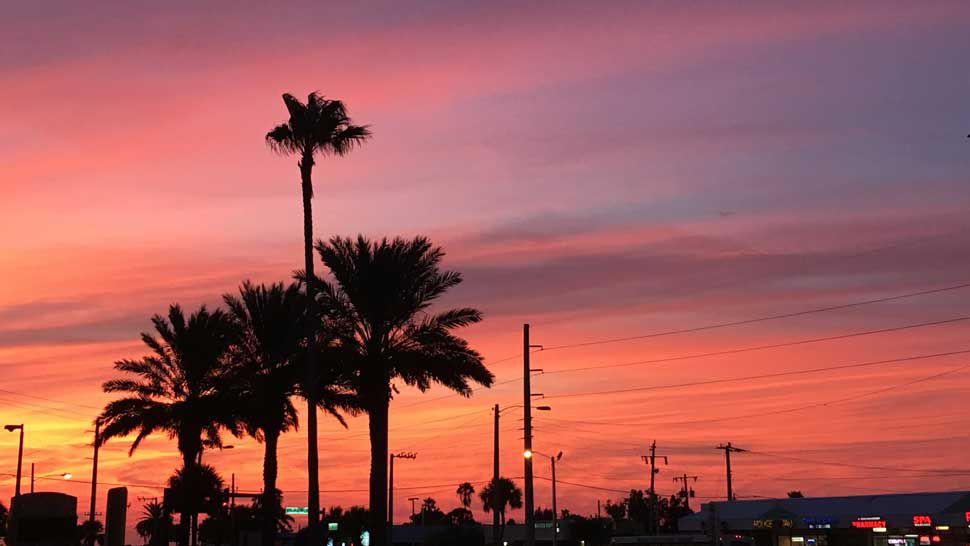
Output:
[[913, 515, 932, 527], [852, 519, 886, 529], [965, 511, 970, 523]]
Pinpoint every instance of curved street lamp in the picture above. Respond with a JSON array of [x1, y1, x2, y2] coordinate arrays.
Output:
[[525, 449, 564, 546], [5, 424, 24, 498]]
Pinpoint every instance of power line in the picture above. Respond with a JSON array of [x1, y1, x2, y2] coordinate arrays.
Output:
[[538, 281, 970, 352], [398, 282, 970, 409], [542, 315, 970, 377], [543, 349, 970, 400], [745, 450, 970, 475], [0, 388, 103, 412], [537, 361, 970, 428]]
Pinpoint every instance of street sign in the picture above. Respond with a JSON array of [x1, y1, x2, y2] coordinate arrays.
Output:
[[328, 523, 338, 531], [285, 507, 309, 515]]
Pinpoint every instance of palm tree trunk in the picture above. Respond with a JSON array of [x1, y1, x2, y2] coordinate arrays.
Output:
[[261, 428, 280, 546], [179, 452, 194, 546], [367, 396, 390, 546], [299, 156, 322, 539]]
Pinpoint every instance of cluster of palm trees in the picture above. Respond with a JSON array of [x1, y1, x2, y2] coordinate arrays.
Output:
[[96, 93, 495, 546]]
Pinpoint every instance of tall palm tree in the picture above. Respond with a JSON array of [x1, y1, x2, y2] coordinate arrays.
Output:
[[479, 477, 522, 546], [223, 280, 357, 546], [265, 92, 371, 534], [98, 304, 238, 546], [316, 235, 494, 546]]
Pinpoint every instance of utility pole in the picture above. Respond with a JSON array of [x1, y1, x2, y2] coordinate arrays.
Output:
[[388, 452, 416, 528], [30, 463, 34, 494], [90, 420, 100, 527], [493, 403, 500, 543], [641, 441, 667, 534], [522, 324, 544, 546], [716, 443, 746, 501], [408, 497, 419, 518], [672, 474, 698, 511]]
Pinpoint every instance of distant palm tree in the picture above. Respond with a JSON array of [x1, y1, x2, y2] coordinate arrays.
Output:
[[0, 500, 8, 534], [98, 305, 237, 546], [316, 235, 494, 546], [456, 482, 475, 509], [136, 500, 172, 546], [265, 92, 370, 534], [479, 477, 522, 546], [223, 281, 357, 546]]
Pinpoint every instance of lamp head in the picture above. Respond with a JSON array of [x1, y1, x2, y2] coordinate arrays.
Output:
[[523, 449, 533, 459], [556, 451, 563, 461], [4, 424, 22, 432]]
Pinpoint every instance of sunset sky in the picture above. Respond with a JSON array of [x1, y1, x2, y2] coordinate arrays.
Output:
[[2, 0, 970, 539]]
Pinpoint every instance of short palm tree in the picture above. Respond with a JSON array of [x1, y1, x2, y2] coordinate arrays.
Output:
[[316, 235, 494, 546], [479, 477, 523, 545], [167, 464, 226, 546], [136, 500, 172, 546], [265, 92, 370, 533], [223, 280, 356, 546]]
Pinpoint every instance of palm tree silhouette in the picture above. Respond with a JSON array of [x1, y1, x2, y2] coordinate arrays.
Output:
[[265, 92, 370, 535], [136, 500, 172, 546], [479, 477, 523, 546], [456, 482, 475, 509], [316, 235, 494, 546], [97, 304, 238, 546], [167, 464, 226, 546], [223, 280, 357, 546]]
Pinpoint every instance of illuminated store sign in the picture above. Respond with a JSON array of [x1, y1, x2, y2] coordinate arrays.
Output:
[[753, 519, 793, 529], [913, 515, 932, 527], [852, 517, 886, 529], [802, 516, 835, 529]]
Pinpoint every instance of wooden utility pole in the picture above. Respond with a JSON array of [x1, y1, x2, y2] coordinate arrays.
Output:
[[716, 443, 746, 501], [641, 441, 667, 534], [673, 474, 698, 510], [493, 404, 500, 543], [89, 419, 101, 546], [523, 324, 535, 546]]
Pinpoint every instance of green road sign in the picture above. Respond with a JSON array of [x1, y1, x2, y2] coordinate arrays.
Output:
[[284, 507, 309, 515]]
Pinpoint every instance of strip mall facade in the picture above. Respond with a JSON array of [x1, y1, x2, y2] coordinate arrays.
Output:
[[678, 491, 970, 546]]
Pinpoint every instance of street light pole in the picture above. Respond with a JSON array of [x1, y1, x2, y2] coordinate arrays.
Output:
[[551, 452, 562, 546], [5, 424, 24, 499]]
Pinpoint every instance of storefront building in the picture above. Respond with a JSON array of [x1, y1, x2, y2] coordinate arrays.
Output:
[[679, 491, 970, 546]]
